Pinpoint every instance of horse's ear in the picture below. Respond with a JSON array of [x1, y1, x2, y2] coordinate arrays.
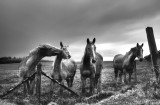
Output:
[[141, 43, 144, 47], [136, 43, 139, 47], [87, 38, 90, 44], [60, 42, 63, 48], [93, 38, 96, 44]]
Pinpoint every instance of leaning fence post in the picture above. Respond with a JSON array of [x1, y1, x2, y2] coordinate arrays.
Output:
[[146, 27, 159, 82], [36, 63, 42, 103]]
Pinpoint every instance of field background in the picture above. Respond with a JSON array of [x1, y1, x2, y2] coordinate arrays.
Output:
[[0, 61, 160, 105]]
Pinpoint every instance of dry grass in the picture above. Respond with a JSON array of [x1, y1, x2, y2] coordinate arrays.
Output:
[[0, 61, 160, 105]]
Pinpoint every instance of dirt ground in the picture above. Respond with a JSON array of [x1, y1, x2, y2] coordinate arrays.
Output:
[[0, 61, 160, 105]]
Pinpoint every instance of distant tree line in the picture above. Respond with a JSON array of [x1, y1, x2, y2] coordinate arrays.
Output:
[[0, 57, 23, 64], [144, 50, 160, 62]]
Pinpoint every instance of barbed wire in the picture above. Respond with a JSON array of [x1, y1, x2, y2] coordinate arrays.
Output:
[[151, 65, 160, 73]]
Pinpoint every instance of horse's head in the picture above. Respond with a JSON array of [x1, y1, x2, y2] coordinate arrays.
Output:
[[135, 43, 144, 62], [85, 38, 97, 63], [60, 42, 71, 59]]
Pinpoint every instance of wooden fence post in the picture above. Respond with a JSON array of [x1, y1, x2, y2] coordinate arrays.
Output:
[[146, 27, 159, 82], [36, 63, 42, 103]]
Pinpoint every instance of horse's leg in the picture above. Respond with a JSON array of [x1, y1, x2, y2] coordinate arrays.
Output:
[[23, 83, 27, 95], [29, 70, 37, 95], [26, 80, 31, 95], [81, 76, 86, 95], [94, 78, 98, 93], [30, 77, 35, 95], [123, 69, 127, 84], [71, 77, 74, 88], [129, 72, 132, 84], [22, 77, 27, 95], [22, 77, 29, 95], [66, 77, 73, 88], [119, 70, 123, 84], [134, 61, 137, 83], [97, 75, 102, 93], [94, 75, 98, 92], [114, 68, 118, 84], [66, 78, 70, 87], [50, 80, 54, 99], [59, 80, 64, 96], [66, 78, 72, 95], [90, 76, 95, 95]]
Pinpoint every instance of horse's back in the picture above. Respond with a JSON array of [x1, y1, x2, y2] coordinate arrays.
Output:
[[113, 54, 124, 69], [62, 59, 77, 76], [95, 53, 103, 75], [96, 53, 103, 65]]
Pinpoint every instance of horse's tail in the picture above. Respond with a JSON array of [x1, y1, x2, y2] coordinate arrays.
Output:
[[18, 67, 27, 78], [113, 55, 118, 66], [113, 56, 116, 67], [113, 54, 122, 67]]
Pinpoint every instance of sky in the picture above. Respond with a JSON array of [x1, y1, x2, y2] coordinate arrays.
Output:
[[0, 0, 160, 61]]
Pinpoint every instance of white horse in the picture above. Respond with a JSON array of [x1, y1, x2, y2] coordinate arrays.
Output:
[[50, 42, 77, 96], [18, 44, 70, 95]]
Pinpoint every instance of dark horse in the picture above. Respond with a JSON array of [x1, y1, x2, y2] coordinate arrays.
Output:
[[113, 43, 144, 84], [80, 38, 103, 95]]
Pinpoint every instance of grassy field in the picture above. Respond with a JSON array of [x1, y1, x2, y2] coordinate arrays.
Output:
[[0, 61, 160, 105]]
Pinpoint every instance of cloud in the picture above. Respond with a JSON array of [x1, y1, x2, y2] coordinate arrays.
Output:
[[0, 0, 160, 60]]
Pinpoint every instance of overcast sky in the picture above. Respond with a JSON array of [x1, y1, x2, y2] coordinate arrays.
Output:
[[1, 0, 160, 61]]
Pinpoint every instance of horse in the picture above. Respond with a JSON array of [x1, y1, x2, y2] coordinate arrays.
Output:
[[50, 42, 76, 96], [113, 43, 144, 84], [80, 38, 103, 95], [18, 43, 71, 95]]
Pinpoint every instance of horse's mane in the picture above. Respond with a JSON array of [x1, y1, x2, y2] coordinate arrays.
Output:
[[130, 47, 137, 53], [124, 46, 137, 58], [19, 44, 55, 67], [126, 47, 137, 54], [82, 44, 97, 65], [29, 43, 54, 56]]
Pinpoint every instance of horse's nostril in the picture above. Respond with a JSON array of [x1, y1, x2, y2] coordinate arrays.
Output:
[[139, 58, 143, 62], [92, 59, 96, 63]]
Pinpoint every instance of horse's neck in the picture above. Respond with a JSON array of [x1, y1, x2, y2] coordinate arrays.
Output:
[[83, 54, 91, 66], [124, 51, 136, 64], [53, 55, 62, 72], [22, 54, 43, 70]]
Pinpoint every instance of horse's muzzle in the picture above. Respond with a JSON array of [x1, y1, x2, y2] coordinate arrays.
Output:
[[68, 55, 71, 59], [139, 58, 143, 62], [92, 59, 96, 63]]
